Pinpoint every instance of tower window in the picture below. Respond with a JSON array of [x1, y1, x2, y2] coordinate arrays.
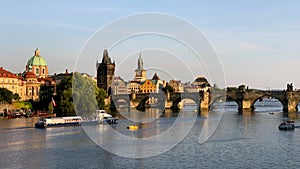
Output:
[[36, 68, 39, 74], [43, 69, 45, 74]]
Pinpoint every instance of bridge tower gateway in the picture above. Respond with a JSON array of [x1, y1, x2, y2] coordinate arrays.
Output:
[[96, 49, 115, 96]]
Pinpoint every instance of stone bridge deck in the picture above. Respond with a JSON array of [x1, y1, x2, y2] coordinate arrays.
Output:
[[111, 88, 300, 113]]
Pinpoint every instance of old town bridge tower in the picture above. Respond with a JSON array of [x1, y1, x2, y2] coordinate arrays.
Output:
[[96, 49, 115, 95]]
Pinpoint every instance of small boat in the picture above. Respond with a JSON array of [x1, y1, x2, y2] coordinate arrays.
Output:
[[35, 116, 82, 128], [95, 110, 118, 124], [278, 120, 295, 130], [127, 125, 139, 130]]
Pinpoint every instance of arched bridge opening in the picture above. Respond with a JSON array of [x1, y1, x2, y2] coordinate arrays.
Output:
[[252, 95, 284, 112], [209, 95, 238, 111]]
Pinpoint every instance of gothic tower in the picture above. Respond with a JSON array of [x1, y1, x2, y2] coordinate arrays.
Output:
[[96, 49, 115, 95], [134, 52, 146, 82]]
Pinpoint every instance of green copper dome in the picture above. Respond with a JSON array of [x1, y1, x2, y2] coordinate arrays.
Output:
[[26, 49, 47, 67]]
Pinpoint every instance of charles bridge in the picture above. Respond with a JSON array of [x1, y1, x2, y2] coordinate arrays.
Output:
[[111, 83, 300, 113]]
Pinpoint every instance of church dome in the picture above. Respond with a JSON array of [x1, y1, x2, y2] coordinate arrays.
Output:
[[194, 76, 210, 87], [26, 49, 47, 67], [194, 76, 208, 83]]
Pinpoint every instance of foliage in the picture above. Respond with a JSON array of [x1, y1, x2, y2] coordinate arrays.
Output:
[[226, 87, 238, 92], [13, 93, 20, 101], [55, 75, 75, 116], [0, 88, 14, 103], [163, 83, 174, 93], [55, 72, 108, 117], [96, 87, 107, 110], [12, 101, 32, 110], [38, 85, 55, 111], [212, 83, 224, 92]]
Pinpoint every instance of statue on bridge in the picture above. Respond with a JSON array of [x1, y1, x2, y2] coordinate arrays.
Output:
[[287, 83, 293, 92]]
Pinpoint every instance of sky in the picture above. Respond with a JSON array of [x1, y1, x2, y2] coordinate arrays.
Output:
[[0, 0, 300, 89]]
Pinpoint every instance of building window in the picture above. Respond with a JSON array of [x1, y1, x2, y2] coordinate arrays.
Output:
[[36, 68, 39, 74], [42, 69, 45, 74]]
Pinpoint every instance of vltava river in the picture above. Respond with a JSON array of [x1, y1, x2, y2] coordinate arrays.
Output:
[[1, 100, 300, 169]]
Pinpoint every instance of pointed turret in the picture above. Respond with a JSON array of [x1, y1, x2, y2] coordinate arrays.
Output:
[[101, 49, 112, 64], [136, 52, 144, 71], [152, 72, 160, 80]]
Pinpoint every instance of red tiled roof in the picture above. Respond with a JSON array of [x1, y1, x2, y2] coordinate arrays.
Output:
[[38, 77, 54, 82], [0, 67, 18, 78], [24, 71, 37, 78]]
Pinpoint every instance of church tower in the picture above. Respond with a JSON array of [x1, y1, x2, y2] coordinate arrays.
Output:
[[96, 49, 115, 95], [134, 52, 146, 82]]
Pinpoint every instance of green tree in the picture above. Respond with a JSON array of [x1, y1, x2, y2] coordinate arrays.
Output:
[[55, 75, 75, 116], [96, 87, 107, 109], [55, 72, 108, 117], [73, 72, 107, 117], [38, 85, 55, 111], [0, 88, 14, 103], [13, 101, 32, 111], [163, 83, 174, 93], [13, 93, 20, 101]]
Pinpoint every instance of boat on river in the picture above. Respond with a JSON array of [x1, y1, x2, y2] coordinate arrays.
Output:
[[93, 110, 118, 124], [278, 120, 295, 130], [35, 110, 118, 128], [127, 125, 139, 130], [35, 116, 82, 128]]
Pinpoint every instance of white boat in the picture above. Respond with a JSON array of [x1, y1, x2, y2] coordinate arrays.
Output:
[[35, 116, 82, 128], [94, 110, 118, 124]]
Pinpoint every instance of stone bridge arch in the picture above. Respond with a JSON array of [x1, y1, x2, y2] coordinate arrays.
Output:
[[209, 93, 237, 108], [250, 92, 286, 111], [170, 92, 202, 111], [239, 90, 287, 112], [111, 94, 131, 112], [136, 93, 166, 111]]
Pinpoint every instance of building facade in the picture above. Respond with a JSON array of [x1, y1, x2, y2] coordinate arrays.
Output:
[[96, 49, 115, 95], [0, 49, 55, 101], [169, 80, 184, 93], [128, 53, 166, 94], [112, 76, 128, 94]]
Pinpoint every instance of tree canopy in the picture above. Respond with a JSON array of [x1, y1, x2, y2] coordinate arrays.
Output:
[[0, 88, 15, 103], [55, 72, 107, 117]]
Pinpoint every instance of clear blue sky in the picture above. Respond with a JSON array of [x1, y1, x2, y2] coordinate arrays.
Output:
[[1, 0, 300, 89]]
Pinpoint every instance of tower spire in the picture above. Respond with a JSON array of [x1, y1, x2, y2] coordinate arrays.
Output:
[[137, 51, 144, 71]]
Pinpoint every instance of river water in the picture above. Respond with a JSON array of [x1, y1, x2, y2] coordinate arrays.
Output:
[[1, 100, 300, 169]]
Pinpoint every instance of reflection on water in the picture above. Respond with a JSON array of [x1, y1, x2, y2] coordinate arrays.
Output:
[[117, 107, 163, 123], [1, 101, 300, 168]]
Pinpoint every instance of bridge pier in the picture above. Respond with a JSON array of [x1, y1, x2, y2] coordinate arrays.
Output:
[[238, 100, 255, 112], [284, 91, 299, 113], [200, 91, 210, 110]]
